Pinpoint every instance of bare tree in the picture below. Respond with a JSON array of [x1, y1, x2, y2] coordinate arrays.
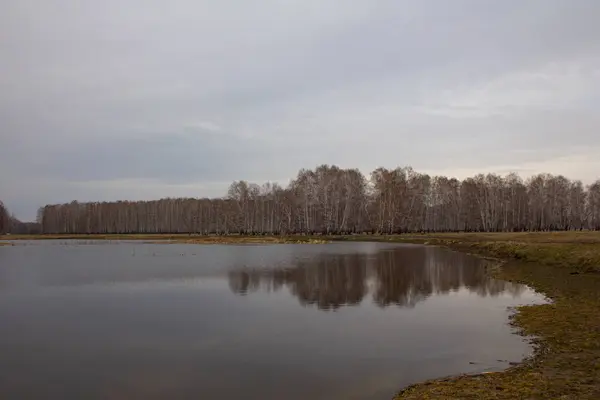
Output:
[[588, 180, 600, 230]]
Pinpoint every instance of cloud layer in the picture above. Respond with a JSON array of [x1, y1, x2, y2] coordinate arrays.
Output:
[[2, 0, 600, 220]]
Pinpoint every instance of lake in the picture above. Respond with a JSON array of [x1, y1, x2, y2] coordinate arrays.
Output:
[[0, 241, 544, 400]]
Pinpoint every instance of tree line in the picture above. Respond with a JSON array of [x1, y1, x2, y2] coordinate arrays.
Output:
[[34, 164, 600, 234]]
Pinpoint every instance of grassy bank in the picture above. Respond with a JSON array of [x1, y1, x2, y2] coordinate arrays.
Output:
[[328, 232, 600, 399]]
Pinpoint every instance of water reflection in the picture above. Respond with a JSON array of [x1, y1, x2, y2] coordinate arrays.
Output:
[[228, 246, 525, 310], [0, 242, 543, 400]]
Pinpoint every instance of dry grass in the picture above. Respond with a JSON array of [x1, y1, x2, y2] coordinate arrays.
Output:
[[330, 230, 600, 244], [152, 236, 328, 245], [0, 234, 328, 245]]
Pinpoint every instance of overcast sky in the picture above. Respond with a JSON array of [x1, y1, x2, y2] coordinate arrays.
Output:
[[2, 1, 600, 220]]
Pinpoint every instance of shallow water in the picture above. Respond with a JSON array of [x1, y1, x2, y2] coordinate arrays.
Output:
[[0, 241, 543, 400]]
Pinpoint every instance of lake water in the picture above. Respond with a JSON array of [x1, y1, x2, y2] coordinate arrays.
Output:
[[0, 241, 543, 400]]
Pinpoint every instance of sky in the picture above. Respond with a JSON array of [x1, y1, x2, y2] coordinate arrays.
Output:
[[2, 0, 600, 221]]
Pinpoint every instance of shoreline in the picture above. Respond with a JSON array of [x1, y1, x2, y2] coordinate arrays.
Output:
[[327, 233, 599, 399], [2, 232, 599, 397]]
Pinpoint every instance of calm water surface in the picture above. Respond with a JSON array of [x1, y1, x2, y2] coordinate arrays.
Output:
[[0, 241, 544, 400]]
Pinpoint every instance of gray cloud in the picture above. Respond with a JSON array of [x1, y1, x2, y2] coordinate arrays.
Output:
[[2, 0, 600, 220]]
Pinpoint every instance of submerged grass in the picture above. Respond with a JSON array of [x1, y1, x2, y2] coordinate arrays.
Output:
[[326, 232, 600, 399]]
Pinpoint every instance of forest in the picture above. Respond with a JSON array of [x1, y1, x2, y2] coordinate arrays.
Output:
[[0, 201, 41, 235], [26, 165, 600, 235]]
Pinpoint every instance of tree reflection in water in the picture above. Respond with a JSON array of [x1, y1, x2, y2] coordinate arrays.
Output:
[[228, 246, 525, 311]]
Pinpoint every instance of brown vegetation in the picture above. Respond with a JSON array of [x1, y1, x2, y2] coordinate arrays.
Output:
[[0, 233, 328, 245], [152, 236, 328, 245]]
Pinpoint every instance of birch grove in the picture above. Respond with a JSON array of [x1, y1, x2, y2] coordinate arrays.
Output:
[[31, 165, 600, 234]]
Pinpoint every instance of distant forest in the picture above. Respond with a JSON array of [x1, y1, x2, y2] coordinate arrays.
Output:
[[4, 165, 600, 235], [0, 201, 8, 234], [0, 201, 40, 235]]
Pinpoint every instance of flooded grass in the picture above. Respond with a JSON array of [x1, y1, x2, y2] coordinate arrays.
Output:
[[327, 232, 600, 399]]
